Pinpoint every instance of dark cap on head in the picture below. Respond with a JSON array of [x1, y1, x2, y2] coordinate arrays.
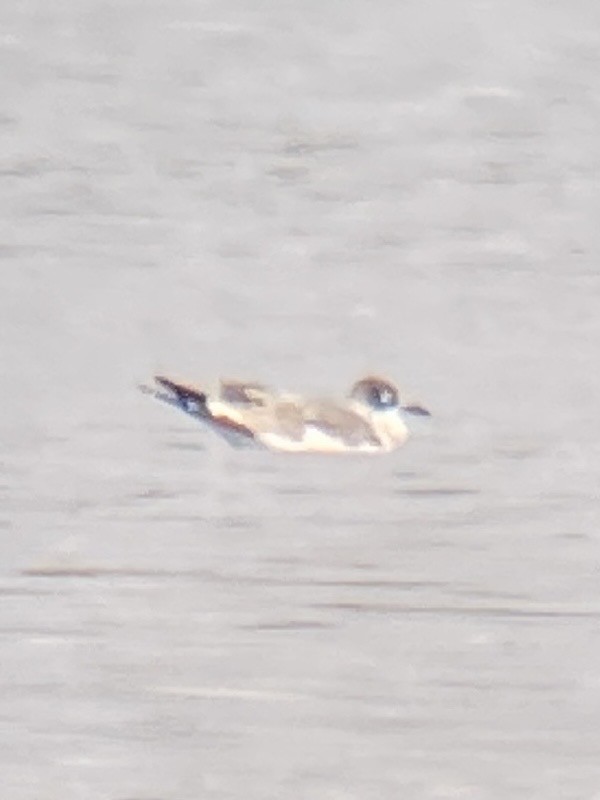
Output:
[[350, 376, 399, 410]]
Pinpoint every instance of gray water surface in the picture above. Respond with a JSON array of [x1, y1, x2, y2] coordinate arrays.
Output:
[[1, 1, 600, 798]]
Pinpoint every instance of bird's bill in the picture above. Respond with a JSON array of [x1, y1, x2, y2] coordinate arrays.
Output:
[[402, 403, 431, 417]]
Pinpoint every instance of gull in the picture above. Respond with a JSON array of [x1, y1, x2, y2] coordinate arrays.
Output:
[[141, 375, 430, 454]]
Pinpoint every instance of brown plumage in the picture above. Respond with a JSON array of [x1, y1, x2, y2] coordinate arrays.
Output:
[[143, 374, 429, 453]]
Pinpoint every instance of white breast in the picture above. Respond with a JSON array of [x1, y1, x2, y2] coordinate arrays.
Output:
[[369, 410, 409, 451]]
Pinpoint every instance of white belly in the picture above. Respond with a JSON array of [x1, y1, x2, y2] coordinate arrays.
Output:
[[258, 426, 386, 454]]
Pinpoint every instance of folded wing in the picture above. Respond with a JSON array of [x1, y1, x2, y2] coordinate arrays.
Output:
[[302, 401, 381, 447]]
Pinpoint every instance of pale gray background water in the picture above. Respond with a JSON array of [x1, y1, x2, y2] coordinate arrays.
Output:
[[1, 1, 600, 798]]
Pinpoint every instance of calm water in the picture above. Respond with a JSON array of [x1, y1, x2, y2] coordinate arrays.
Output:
[[1, 1, 600, 798]]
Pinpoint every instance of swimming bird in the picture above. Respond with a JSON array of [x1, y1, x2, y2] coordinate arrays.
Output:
[[140, 375, 430, 454]]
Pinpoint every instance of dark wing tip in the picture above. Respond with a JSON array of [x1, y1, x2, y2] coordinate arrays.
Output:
[[150, 376, 209, 418], [154, 376, 207, 404]]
